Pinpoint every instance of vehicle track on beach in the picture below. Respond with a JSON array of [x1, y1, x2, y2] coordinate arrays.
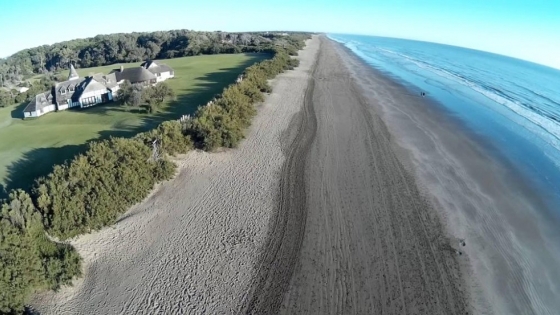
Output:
[[277, 37, 469, 315], [243, 36, 469, 314], [238, 41, 321, 315]]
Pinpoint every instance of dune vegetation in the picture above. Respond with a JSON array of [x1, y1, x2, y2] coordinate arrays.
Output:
[[0, 33, 308, 314]]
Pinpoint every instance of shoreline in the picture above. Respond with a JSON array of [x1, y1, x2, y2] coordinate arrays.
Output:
[[279, 36, 469, 314], [331, 37, 560, 314]]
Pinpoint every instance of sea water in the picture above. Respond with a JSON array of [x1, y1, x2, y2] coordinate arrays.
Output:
[[329, 34, 560, 218], [329, 34, 560, 314]]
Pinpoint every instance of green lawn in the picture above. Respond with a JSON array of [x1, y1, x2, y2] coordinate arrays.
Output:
[[0, 53, 269, 197]]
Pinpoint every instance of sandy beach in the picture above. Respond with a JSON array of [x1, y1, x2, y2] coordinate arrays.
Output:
[[273, 37, 469, 314], [31, 34, 531, 315], [331, 36, 560, 314], [33, 35, 475, 314]]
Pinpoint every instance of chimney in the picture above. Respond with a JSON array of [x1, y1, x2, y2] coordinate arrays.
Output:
[[120, 65, 124, 72]]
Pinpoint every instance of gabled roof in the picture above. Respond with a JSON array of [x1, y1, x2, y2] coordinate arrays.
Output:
[[54, 78, 84, 104], [141, 60, 173, 75], [141, 60, 158, 69], [23, 91, 52, 113], [147, 64, 173, 75], [115, 67, 156, 83], [93, 73, 118, 89], [71, 77, 108, 101]]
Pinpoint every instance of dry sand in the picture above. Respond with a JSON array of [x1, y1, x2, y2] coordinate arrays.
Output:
[[33, 37, 320, 315]]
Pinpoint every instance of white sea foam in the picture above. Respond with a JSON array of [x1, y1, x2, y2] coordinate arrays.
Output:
[[372, 45, 560, 154]]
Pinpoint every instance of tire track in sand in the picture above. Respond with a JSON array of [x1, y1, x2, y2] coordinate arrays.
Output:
[[278, 36, 469, 315], [238, 42, 322, 315]]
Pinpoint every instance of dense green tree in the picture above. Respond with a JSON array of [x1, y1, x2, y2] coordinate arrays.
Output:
[[0, 190, 81, 314], [34, 137, 176, 239], [136, 121, 193, 156], [0, 30, 308, 81], [143, 82, 175, 113], [116, 80, 144, 107]]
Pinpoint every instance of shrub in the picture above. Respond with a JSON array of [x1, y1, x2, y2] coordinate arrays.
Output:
[[0, 190, 81, 314], [184, 41, 306, 150], [33, 138, 176, 239], [136, 121, 193, 156]]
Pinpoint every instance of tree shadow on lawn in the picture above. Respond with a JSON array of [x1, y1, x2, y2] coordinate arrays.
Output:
[[1, 57, 266, 199], [2, 144, 86, 199]]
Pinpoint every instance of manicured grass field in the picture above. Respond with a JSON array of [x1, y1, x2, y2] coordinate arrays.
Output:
[[0, 53, 268, 197]]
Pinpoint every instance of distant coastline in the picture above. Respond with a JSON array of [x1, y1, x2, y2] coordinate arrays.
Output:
[[327, 33, 560, 71]]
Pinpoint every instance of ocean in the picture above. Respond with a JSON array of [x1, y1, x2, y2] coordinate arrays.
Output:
[[329, 34, 560, 314], [329, 34, 560, 216]]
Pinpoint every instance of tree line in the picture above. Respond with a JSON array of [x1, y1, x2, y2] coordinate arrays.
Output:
[[0, 30, 301, 108], [0, 32, 309, 314], [0, 74, 65, 108], [0, 30, 299, 85]]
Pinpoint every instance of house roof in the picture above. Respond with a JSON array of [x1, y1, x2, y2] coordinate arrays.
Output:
[[141, 60, 173, 75], [140, 60, 157, 69], [69, 64, 79, 80], [23, 91, 52, 113], [54, 78, 84, 104], [147, 64, 173, 75], [23, 98, 37, 113], [115, 67, 156, 83], [93, 73, 118, 89], [71, 77, 108, 101]]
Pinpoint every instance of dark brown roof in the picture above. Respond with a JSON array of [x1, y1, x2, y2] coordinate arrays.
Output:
[[115, 67, 156, 83]]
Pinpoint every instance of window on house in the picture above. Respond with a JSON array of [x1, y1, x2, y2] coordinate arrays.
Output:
[[61, 89, 66, 95]]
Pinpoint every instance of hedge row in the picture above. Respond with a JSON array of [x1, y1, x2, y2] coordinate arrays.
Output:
[[185, 47, 301, 150], [0, 33, 310, 313]]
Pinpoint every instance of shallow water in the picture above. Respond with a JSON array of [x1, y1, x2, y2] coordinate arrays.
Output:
[[329, 34, 560, 315], [329, 34, 560, 217]]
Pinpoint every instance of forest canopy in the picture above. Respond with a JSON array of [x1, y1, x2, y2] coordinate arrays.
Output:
[[0, 30, 303, 82]]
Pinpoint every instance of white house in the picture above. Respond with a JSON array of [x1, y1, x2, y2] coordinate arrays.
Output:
[[23, 92, 56, 118], [23, 60, 175, 118], [141, 60, 175, 82]]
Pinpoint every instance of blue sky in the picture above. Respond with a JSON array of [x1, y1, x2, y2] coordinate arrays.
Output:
[[1, 0, 559, 69]]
